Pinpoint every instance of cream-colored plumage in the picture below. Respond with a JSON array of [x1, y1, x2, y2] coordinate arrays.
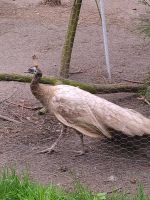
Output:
[[48, 85, 150, 138], [27, 66, 150, 154]]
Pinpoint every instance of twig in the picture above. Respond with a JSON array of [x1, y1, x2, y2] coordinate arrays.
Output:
[[38, 137, 54, 142], [144, 99, 150, 105], [8, 101, 42, 110], [0, 114, 20, 123], [95, 0, 102, 21], [107, 187, 122, 194], [0, 89, 17, 104], [122, 79, 144, 84], [20, 100, 25, 121], [10, 110, 23, 122], [32, 106, 43, 110], [138, 96, 150, 105], [142, 0, 150, 6], [69, 70, 83, 74]]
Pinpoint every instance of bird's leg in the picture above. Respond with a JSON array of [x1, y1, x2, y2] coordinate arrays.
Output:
[[75, 132, 85, 156], [38, 125, 67, 154]]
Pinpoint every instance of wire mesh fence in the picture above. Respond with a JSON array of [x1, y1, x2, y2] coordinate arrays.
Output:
[[0, 0, 150, 195], [0, 84, 150, 193]]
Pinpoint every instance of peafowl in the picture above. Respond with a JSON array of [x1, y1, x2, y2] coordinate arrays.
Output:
[[26, 65, 150, 155]]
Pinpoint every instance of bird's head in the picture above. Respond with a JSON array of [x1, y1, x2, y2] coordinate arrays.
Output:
[[25, 66, 42, 77]]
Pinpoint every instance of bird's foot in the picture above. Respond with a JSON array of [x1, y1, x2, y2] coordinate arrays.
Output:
[[37, 147, 55, 154], [38, 107, 47, 115]]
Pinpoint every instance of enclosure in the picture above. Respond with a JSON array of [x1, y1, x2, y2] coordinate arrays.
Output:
[[0, 0, 150, 194]]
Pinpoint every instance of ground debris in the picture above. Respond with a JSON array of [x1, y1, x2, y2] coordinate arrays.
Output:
[[0, 114, 20, 123]]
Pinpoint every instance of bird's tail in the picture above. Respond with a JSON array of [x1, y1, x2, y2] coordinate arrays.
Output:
[[120, 108, 150, 136], [104, 107, 150, 137]]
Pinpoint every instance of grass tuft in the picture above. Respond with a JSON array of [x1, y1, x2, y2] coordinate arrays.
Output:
[[0, 168, 150, 200]]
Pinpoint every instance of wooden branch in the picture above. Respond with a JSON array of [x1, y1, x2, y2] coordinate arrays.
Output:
[[0, 73, 144, 94]]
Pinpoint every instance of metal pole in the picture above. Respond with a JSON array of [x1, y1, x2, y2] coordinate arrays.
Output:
[[99, 0, 111, 81]]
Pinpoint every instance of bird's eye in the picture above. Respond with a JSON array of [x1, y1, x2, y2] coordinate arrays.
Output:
[[29, 68, 34, 73], [27, 68, 34, 74]]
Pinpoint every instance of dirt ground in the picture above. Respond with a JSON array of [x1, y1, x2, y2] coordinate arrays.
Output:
[[0, 0, 150, 194]]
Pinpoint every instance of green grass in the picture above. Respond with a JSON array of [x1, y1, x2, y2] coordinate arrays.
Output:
[[138, 17, 150, 37], [0, 168, 150, 200], [138, 1, 150, 37]]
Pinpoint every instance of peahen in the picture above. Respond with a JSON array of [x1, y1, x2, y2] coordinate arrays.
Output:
[[26, 65, 150, 155]]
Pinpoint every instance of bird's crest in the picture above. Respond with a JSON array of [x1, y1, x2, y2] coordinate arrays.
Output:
[[32, 54, 39, 68], [24, 55, 41, 74]]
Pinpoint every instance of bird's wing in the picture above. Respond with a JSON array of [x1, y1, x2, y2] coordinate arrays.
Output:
[[50, 85, 111, 138], [51, 85, 150, 137]]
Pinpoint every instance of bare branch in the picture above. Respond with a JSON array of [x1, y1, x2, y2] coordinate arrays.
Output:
[[0, 114, 20, 123], [0, 73, 144, 94], [0, 89, 17, 104]]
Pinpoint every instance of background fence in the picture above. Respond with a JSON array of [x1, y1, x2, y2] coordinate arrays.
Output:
[[0, 0, 150, 194]]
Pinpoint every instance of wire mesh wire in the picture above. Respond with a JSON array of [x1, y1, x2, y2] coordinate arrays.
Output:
[[0, 0, 150, 195], [0, 85, 150, 193]]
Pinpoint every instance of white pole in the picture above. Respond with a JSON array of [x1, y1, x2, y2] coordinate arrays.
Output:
[[99, 0, 111, 81]]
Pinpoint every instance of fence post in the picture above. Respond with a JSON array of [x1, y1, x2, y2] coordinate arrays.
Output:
[[99, 0, 111, 82]]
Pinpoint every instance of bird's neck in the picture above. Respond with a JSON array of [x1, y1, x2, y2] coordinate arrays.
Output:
[[30, 74, 53, 107], [30, 75, 44, 103], [30, 74, 40, 92]]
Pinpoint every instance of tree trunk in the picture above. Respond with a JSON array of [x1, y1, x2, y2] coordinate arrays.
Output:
[[60, 0, 82, 78], [43, 0, 61, 6]]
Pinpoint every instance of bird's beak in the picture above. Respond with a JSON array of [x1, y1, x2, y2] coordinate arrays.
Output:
[[24, 68, 30, 73], [24, 67, 33, 74]]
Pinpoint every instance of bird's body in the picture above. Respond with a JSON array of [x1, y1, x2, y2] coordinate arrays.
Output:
[[27, 65, 150, 154], [35, 84, 150, 138]]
